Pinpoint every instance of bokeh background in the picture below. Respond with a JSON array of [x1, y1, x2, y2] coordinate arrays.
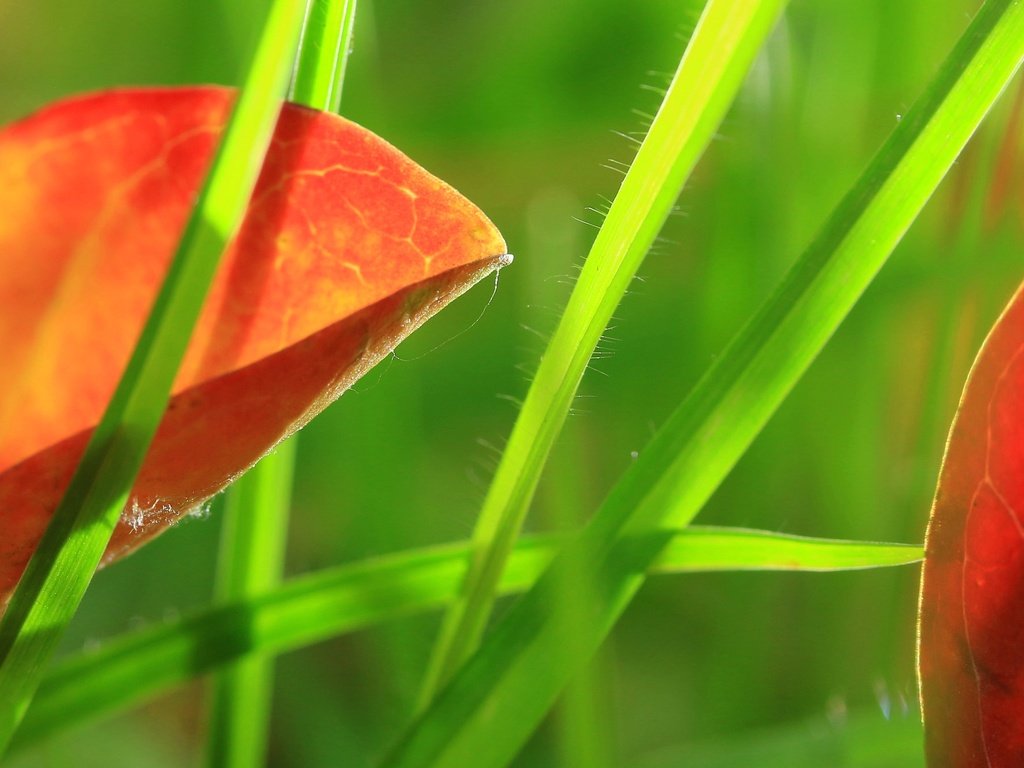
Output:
[[3, 0, 1022, 765]]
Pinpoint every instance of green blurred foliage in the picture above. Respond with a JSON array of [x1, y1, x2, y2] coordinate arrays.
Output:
[[3, 0, 1022, 765]]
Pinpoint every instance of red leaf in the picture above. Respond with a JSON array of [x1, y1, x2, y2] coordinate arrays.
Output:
[[919, 283, 1024, 765], [0, 87, 508, 600]]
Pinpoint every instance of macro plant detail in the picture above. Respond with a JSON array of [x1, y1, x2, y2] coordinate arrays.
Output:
[[0, 0, 1023, 767], [0, 85, 508, 600], [919, 281, 1024, 766]]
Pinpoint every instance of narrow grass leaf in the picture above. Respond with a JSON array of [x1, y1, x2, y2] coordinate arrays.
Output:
[[12, 527, 920, 750], [206, 441, 296, 768], [291, 0, 357, 112], [384, 2, 1024, 766], [0, 0, 306, 752], [420, 0, 789, 706], [207, 4, 357, 764]]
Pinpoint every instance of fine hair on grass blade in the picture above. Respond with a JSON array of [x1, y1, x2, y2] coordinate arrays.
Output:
[[11, 527, 920, 750], [384, 1, 1024, 766], [0, 0, 307, 754], [206, 2, 357, 765], [418, 0, 789, 708]]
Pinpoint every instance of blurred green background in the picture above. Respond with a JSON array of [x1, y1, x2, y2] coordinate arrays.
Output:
[[2, 0, 1021, 765]]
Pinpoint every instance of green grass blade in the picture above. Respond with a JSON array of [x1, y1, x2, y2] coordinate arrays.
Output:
[[910, 81, 1016, 504], [204, 2, 356, 765], [0, 0, 306, 753], [653, 528, 922, 572], [382, 1, 1024, 766], [205, 442, 296, 768], [419, 0, 789, 707], [10, 528, 919, 750], [290, 0, 357, 112]]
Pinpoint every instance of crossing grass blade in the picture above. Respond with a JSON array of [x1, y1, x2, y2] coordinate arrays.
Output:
[[0, 0, 307, 755], [418, 0, 790, 708], [9, 527, 920, 750], [206, 2, 357, 765], [291, 0, 357, 112], [382, 1, 1024, 766], [206, 442, 297, 768]]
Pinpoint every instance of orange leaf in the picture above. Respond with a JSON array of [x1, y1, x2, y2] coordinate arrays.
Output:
[[918, 282, 1024, 765], [0, 87, 508, 600]]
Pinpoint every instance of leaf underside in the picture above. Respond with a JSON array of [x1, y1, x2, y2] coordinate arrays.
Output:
[[919, 279, 1024, 766], [0, 87, 508, 601]]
